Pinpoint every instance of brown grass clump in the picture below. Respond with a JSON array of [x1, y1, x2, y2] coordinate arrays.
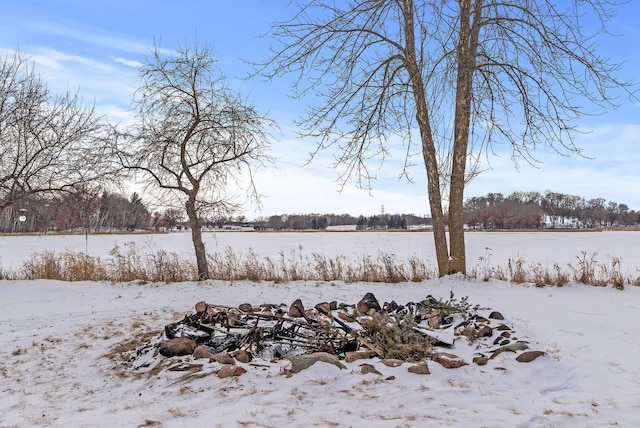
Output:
[[22, 250, 106, 281], [507, 257, 528, 284]]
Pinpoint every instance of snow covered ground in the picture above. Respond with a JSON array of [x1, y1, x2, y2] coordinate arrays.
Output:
[[1, 232, 639, 427]]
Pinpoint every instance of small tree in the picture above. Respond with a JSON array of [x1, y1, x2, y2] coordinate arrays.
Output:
[[120, 41, 274, 280]]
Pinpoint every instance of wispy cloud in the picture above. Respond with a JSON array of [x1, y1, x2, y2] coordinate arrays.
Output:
[[33, 48, 114, 72], [25, 20, 150, 55], [111, 56, 143, 68]]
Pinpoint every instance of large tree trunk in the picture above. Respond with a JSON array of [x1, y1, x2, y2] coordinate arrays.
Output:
[[449, 0, 482, 275], [402, 0, 451, 276], [185, 198, 210, 280], [422, 137, 451, 276]]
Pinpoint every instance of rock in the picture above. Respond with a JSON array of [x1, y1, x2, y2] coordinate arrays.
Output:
[[195, 301, 208, 313], [490, 347, 512, 359], [238, 303, 253, 312], [360, 363, 382, 375], [473, 356, 489, 366], [288, 299, 305, 317], [338, 312, 355, 322], [357, 292, 381, 314], [489, 347, 510, 359], [159, 337, 197, 357], [501, 331, 511, 338], [383, 300, 398, 313], [380, 359, 404, 367], [289, 352, 346, 374], [315, 302, 331, 314], [232, 349, 253, 363], [210, 351, 235, 365], [496, 324, 511, 331], [345, 350, 377, 363], [192, 345, 215, 360], [408, 361, 430, 375], [491, 340, 529, 359], [489, 311, 505, 320], [329, 301, 338, 310], [505, 341, 529, 351], [432, 352, 468, 369], [476, 325, 493, 338], [217, 365, 247, 378], [516, 350, 546, 363]]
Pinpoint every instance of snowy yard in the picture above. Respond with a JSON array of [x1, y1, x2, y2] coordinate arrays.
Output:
[[1, 231, 639, 427]]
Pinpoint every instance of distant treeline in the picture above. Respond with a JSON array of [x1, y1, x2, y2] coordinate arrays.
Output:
[[464, 191, 640, 229], [0, 190, 157, 233], [247, 190, 640, 230], [2, 188, 638, 233], [249, 213, 430, 230]]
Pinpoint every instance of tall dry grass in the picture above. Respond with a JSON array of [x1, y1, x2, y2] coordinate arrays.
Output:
[[1, 242, 638, 288]]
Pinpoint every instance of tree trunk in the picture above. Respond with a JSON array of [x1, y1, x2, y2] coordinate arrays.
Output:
[[402, 0, 451, 276], [449, 0, 482, 275], [422, 137, 451, 276], [185, 198, 210, 280]]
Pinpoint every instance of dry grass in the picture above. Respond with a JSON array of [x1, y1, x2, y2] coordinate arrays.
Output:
[[1, 242, 638, 288], [465, 250, 639, 289]]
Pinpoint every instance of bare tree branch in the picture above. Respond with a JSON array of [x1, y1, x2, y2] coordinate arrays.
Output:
[[0, 51, 118, 212], [258, 0, 636, 276], [117, 40, 275, 280]]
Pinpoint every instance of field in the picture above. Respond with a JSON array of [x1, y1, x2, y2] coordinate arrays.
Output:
[[1, 231, 639, 427]]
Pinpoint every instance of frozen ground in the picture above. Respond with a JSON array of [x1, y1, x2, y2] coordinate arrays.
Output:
[[1, 232, 639, 427]]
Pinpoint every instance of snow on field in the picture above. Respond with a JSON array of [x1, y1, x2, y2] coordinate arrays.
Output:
[[1, 232, 640, 427]]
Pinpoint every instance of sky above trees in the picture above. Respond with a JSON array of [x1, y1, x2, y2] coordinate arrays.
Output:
[[1, 1, 639, 216]]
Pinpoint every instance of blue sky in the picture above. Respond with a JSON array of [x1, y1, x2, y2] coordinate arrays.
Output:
[[1, 1, 639, 218]]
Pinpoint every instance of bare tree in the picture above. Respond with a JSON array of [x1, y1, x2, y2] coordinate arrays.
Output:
[[0, 51, 115, 215], [119, 41, 274, 280], [260, 0, 635, 276]]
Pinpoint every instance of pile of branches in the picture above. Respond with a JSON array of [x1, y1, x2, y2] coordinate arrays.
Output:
[[161, 292, 480, 362]]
